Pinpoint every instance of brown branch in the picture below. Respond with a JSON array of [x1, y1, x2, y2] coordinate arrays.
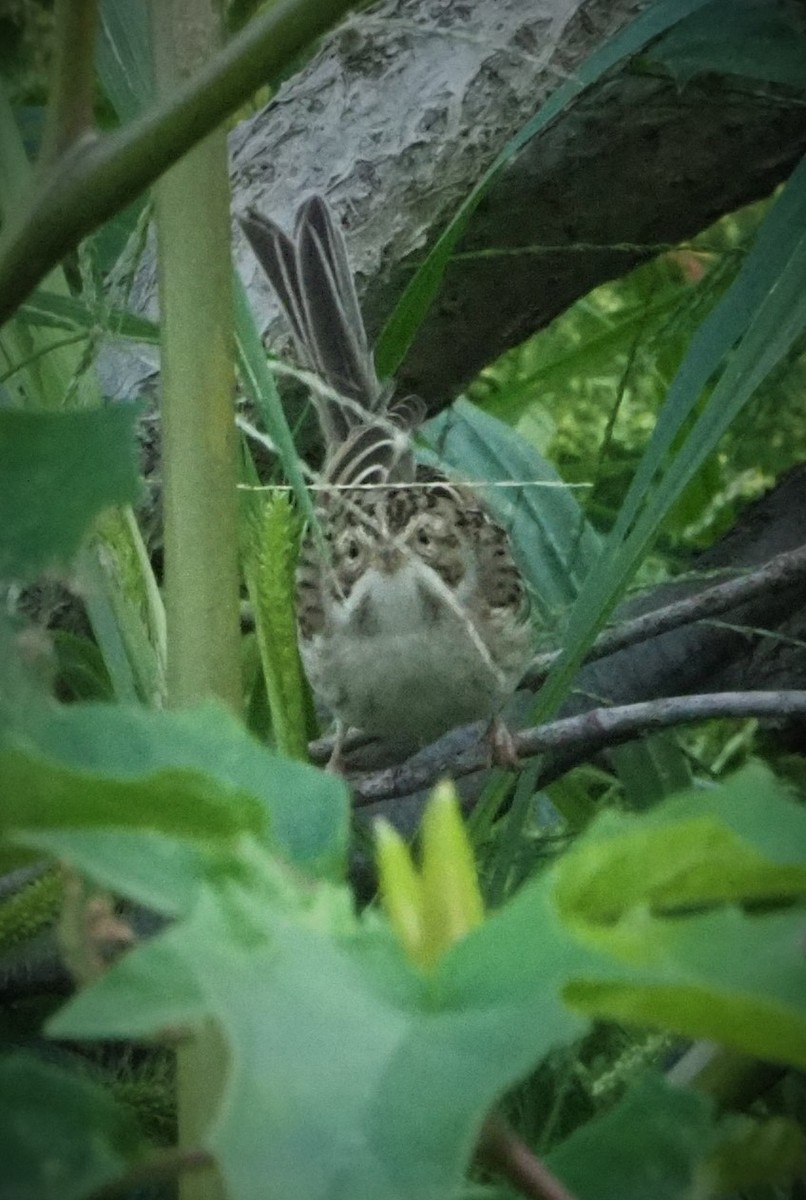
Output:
[[523, 545, 806, 690], [477, 1115, 578, 1200], [351, 690, 806, 807]]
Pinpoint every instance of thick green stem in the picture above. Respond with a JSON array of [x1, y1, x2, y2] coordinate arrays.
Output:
[[0, 0, 355, 326], [41, 0, 98, 164], [151, 4, 242, 1190], [152, 0, 242, 715]]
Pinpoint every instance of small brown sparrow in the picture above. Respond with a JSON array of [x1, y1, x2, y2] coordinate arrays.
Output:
[[240, 195, 532, 763]]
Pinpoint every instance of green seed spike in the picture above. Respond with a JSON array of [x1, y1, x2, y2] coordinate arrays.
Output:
[[243, 488, 312, 758], [0, 868, 64, 952]]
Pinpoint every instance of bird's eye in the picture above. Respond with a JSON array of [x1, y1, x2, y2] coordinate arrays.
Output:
[[416, 528, 431, 547], [345, 539, 361, 560]]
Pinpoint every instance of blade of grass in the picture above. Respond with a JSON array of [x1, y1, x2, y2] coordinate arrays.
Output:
[[233, 272, 316, 530], [539, 151, 806, 719], [21, 289, 159, 342]]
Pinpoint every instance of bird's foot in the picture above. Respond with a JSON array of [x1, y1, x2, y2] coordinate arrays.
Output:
[[487, 717, 520, 769]]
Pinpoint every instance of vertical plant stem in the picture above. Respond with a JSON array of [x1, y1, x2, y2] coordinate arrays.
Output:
[[151, 4, 241, 1197], [151, 0, 242, 715], [42, 0, 98, 164]]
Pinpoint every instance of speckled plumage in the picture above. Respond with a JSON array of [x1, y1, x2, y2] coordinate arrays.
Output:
[[240, 196, 532, 754]]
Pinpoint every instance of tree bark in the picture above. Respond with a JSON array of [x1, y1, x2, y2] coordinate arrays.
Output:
[[111, 0, 806, 411]]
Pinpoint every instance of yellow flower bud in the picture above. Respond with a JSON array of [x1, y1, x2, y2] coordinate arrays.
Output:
[[375, 780, 484, 970], [375, 818, 425, 965]]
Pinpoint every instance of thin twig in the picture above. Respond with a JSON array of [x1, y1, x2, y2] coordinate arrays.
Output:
[[477, 1115, 578, 1200], [351, 690, 806, 806], [523, 545, 806, 689]]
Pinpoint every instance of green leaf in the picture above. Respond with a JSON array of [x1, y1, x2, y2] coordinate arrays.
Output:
[[565, 905, 806, 1069], [1, 745, 264, 844], [97, 0, 154, 121], [535, 148, 806, 720], [234, 272, 317, 527], [547, 1073, 716, 1200], [0, 1053, 145, 1200], [552, 766, 806, 1069], [51, 631, 114, 702], [20, 289, 159, 342], [40, 765, 806, 1200], [554, 763, 806, 919], [50, 869, 587, 1200], [3, 701, 348, 880], [650, 0, 806, 87], [22, 829, 233, 918], [424, 399, 601, 620], [375, 0, 714, 377], [0, 406, 141, 581], [49, 920, 208, 1039]]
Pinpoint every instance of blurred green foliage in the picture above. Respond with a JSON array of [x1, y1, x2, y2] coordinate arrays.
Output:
[[472, 198, 806, 549]]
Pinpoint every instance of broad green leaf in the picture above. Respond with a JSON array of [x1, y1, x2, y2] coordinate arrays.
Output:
[[1, 747, 264, 843], [548, 768, 806, 1068], [547, 1073, 715, 1200], [49, 920, 208, 1039], [566, 905, 806, 1069], [4, 702, 348, 878], [0, 1053, 145, 1200], [42, 766, 806, 1200], [50, 870, 587, 1200], [21, 829, 232, 918], [424, 399, 600, 620], [375, 0, 714, 376], [650, 0, 806, 87], [427, 401, 692, 841], [97, 0, 153, 121], [0, 406, 141, 581], [554, 763, 806, 919]]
